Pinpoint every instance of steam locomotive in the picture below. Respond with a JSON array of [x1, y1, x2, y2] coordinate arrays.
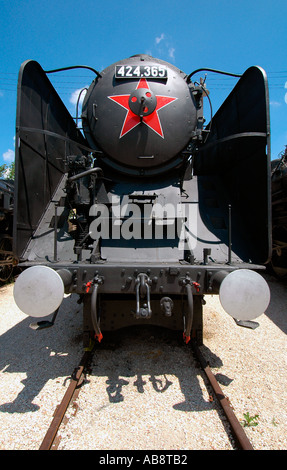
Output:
[[270, 148, 287, 278], [0, 178, 14, 282], [13, 54, 271, 348]]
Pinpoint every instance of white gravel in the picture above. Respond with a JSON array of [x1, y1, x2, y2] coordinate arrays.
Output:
[[0, 273, 286, 450]]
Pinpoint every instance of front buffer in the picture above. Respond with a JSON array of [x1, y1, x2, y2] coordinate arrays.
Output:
[[14, 263, 270, 347]]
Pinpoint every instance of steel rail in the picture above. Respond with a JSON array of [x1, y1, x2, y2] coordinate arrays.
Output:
[[191, 339, 254, 450], [39, 336, 253, 450], [39, 350, 92, 450]]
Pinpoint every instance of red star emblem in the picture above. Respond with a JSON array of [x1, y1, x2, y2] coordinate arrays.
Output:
[[108, 78, 177, 139]]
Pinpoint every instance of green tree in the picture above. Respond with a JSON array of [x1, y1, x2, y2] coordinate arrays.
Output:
[[0, 161, 15, 180]]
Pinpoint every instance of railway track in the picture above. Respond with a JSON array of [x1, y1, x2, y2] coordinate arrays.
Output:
[[39, 350, 93, 450], [39, 338, 253, 451], [190, 340, 253, 450]]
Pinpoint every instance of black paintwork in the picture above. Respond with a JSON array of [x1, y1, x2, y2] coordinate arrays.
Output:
[[13, 55, 271, 346]]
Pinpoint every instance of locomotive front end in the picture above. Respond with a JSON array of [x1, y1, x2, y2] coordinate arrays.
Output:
[[13, 55, 271, 347]]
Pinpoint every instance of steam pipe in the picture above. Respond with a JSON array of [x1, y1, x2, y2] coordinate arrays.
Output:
[[90, 283, 103, 343], [67, 167, 103, 183], [44, 65, 102, 78], [228, 204, 232, 264], [54, 203, 58, 262], [183, 283, 193, 344], [186, 68, 242, 83]]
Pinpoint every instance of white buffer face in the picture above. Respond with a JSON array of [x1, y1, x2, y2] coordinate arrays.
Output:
[[13, 266, 64, 317], [219, 269, 270, 321]]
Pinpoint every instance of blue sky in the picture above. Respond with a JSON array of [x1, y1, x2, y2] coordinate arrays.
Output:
[[1, 0, 286, 168]]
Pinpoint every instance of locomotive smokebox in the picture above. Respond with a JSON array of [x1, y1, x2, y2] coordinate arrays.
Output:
[[13, 266, 72, 317], [81, 54, 199, 176], [212, 269, 270, 321]]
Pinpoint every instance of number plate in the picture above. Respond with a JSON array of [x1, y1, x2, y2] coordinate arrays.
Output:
[[115, 64, 167, 79]]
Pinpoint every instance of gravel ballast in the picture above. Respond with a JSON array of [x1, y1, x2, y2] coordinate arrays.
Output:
[[0, 273, 286, 450]]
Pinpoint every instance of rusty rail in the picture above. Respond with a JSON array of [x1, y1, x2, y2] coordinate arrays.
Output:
[[39, 350, 92, 450], [191, 339, 254, 450], [39, 336, 254, 451]]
